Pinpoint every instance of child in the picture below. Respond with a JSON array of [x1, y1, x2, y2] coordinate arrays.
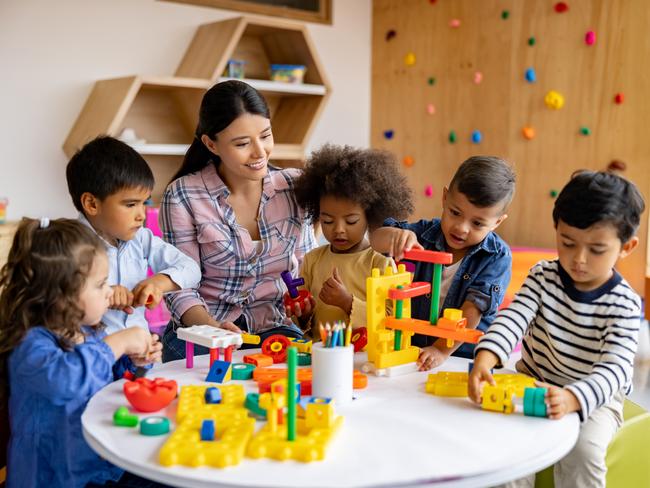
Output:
[[469, 170, 644, 488], [370, 156, 515, 369], [0, 218, 164, 487], [66, 136, 201, 335], [291, 144, 414, 337]]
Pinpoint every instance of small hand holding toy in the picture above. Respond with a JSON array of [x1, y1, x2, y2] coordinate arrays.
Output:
[[281, 270, 313, 316]]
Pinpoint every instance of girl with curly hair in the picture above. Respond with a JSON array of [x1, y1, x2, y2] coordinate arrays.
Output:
[[291, 144, 414, 337], [0, 218, 164, 488]]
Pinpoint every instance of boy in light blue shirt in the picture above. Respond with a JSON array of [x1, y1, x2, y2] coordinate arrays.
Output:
[[66, 136, 201, 334]]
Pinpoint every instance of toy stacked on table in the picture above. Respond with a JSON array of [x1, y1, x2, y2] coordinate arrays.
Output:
[[363, 249, 484, 376], [281, 270, 313, 314], [425, 370, 548, 418]]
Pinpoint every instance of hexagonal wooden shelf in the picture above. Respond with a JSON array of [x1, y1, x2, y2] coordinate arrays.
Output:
[[63, 16, 330, 202]]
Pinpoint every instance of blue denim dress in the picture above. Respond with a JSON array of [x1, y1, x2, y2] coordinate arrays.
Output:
[[385, 218, 512, 358]]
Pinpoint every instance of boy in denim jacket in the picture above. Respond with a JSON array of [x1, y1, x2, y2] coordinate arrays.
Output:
[[370, 156, 515, 369]]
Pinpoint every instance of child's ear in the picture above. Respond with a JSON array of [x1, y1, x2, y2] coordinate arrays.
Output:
[[80, 192, 100, 216], [201, 134, 219, 156], [619, 236, 639, 258], [441, 186, 449, 207], [491, 213, 508, 230]]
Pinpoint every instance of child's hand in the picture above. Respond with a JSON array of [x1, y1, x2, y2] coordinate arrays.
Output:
[[319, 267, 353, 314], [132, 278, 164, 309], [416, 345, 449, 371], [468, 350, 498, 404], [129, 333, 163, 366], [535, 381, 580, 420], [285, 294, 316, 319], [110, 285, 134, 314], [104, 327, 156, 359]]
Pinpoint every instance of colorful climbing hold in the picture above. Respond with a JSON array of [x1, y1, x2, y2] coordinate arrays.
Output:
[[550, 189, 559, 198], [554, 2, 569, 13], [501, 10, 510, 20], [474, 71, 483, 84], [449, 19, 461, 28], [403, 156, 415, 168], [385, 30, 396, 41], [449, 130, 457, 143], [404, 52, 416, 66], [607, 160, 627, 172], [614, 93, 624, 104], [525, 68, 536, 83], [383, 129, 394, 140], [585, 30, 596, 45], [426, 103, 435, 115], [580, 127, 591, 136], [544, 90, 565, 110], [428, 77, 436, 86], [522, 127, 535, 140], [424, 185, 434, 197], [528, 37, 536, 46], [471, 130, 482, 144]]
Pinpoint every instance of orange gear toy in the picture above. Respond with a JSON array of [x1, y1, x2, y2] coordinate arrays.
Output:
[[261, 334, 291, 363]]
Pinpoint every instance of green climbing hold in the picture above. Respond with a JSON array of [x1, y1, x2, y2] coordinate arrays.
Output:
[[502, 10, 509, 19], [427, 77, 436, 86], [449, 130, 457, 143], [580, 127, 591, 136], [528, 37, 536, 46], [550, 189, 559, 198]]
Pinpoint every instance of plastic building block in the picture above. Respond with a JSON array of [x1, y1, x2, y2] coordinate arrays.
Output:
[[123, 378, 178, 413], [426, 372, 469, 397], [245, 392, 267, 419], [200, 419, 216, 440], [241, 333, 261, 345], [261, 334, 292, 363], [482, 384, 515, 413], [231, 363, 255, 380], [177, 325, 243, 349], [351, 327, 368, 352], [140, 416, 170, 436], [175, 384, 247, 424], [387, 282, 431, 300], [204, 387, 222, 404], [253, 367, 368, 391], [297, 352, 312, 366], [205, 360, 232, 383], [243, 353, 273, 367], [523, 387, 548, 417], [402, 249, 453, 265], [384, 316, 483, 345], [289, 337, 313, 354], [282, 270, 313, 313], [113, 406, 138, 427]]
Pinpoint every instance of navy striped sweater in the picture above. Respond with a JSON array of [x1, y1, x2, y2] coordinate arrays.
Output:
[[476, 260, 640, 421]]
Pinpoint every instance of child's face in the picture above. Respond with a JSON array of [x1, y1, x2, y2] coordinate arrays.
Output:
[[319, 195, 368, 253], [79, 252, 113, 326], [84, 186, 150, 246], [201, 113, 273, 185], [556, 220, 638, 291], [440, 187, 507, 252]]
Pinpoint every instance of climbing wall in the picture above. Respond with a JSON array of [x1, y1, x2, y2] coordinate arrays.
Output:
[[371, 0, 650, 292]]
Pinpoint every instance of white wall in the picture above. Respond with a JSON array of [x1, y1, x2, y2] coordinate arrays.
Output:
[[0, 0, 371, 219]]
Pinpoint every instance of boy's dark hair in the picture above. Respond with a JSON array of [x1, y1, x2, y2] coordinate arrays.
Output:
[[294, 144, 414, 228], [66, 136, 154, 212], [553, 170, 645, 242], [449, 156, 516, 209]]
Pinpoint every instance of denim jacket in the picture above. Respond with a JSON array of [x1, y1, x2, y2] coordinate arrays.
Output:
[[385, 218, 512, 358]]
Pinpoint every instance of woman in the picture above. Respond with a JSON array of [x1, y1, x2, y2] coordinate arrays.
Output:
[[160, 80, 315, 362]]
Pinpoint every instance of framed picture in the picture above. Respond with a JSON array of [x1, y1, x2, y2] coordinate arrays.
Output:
[[160, 0, 332, 24]]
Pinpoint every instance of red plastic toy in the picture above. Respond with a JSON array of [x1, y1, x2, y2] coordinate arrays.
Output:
[[123, 377, 178, 412], [351, 327, 368, 353], [261, 334, 291, 363]]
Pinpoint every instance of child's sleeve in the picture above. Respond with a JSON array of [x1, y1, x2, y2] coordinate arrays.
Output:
[[465, 246, 511, 316], [474, 264, 544, 365], [565, 296, 641, 421], [10, 330, 116, 405], [159, 183, 209, 321], [143, 230, 201, 290]]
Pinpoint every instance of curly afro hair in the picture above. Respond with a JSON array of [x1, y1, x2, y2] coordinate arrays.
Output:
[[294, 144, 414, 228]]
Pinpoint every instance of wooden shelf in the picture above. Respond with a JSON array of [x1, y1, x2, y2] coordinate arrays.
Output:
[[63, 16, 330, 203]]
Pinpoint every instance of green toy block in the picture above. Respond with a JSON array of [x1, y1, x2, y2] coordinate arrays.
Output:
[[113, 406, 138, 427], [140, 416, 170, 436], [523, 387, 547, 417]]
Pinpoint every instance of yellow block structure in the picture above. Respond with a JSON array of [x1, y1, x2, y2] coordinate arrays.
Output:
[[425, 372, 537, 402]]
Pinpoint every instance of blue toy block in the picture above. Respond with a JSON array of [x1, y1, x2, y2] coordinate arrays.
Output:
[[205, 360, 232, 383], [204, 387, 222, 404], [523, 387, 547, 417], [200, 419, 216, 441]]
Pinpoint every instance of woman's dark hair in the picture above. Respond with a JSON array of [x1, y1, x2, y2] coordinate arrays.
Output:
[[0, 218, 105, 406], [294, 144, 415, 229], [171, 80, 271, 182], [553, 170, 645, 242]]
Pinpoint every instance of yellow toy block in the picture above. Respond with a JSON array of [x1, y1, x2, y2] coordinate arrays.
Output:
[[289, 337, 312, 354], [305, 399, 336, 429], [426, 372, 468, 397], [241, 333, 261, 345], [160, 384, 254, 468], [176, 384, 246, 423], [482, 384, 515, 414], [375, 346, 419, 369], [493, 374, 536, 397], [443, 308, 463, 321]]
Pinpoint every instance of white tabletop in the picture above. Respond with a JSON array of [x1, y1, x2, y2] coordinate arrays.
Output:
[[82, 351, 579, 488]]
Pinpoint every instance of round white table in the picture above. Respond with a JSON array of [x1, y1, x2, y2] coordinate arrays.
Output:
[[82, 351, 579, 488]]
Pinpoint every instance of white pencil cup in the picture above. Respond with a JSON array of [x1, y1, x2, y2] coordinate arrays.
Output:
[[311, 343, 354, 404]]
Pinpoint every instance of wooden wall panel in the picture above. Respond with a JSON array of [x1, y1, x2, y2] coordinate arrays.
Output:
[[372, 0, 650, 293]]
